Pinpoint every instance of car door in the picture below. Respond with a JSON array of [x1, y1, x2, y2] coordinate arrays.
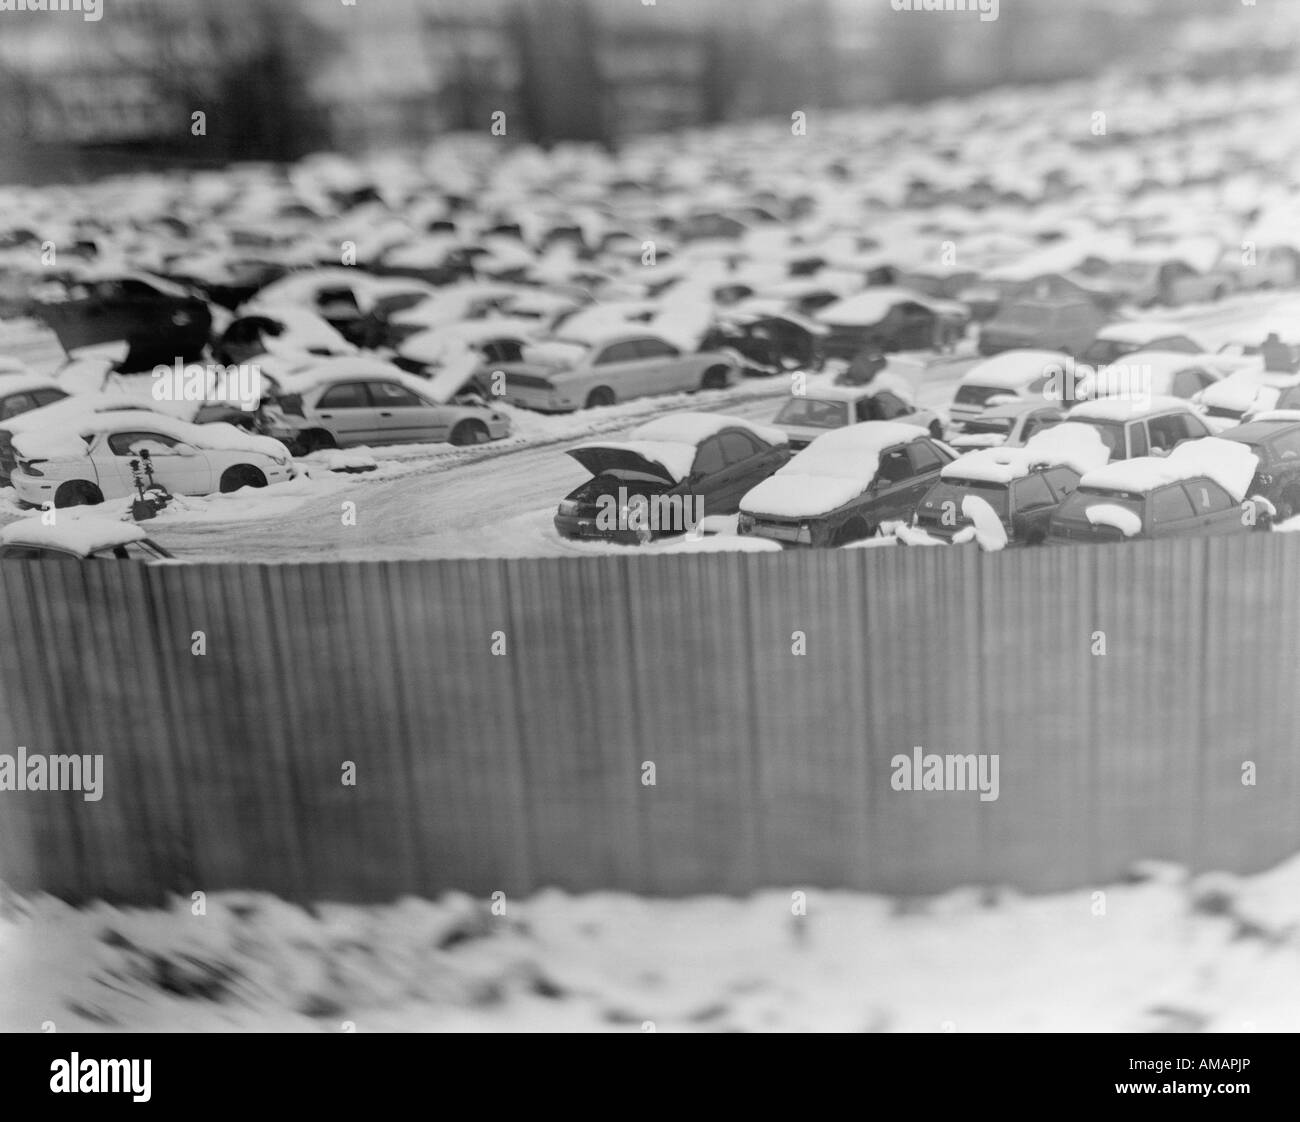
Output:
[[1147, 482, 1198, 538], [632, 336, 689, 394], [863, 442, 927, 524], [1181, 478, 1243, 534], [588, 340, 646, 399], [368, 379, 449, 444], [311, 381, 381, 445], [1008, 471, 1057, 542], [103, 430, 212, 496], [707, 429, 776, 513]]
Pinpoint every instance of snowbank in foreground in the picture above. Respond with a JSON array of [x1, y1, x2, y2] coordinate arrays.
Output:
[[4, 853, 1300, 1032]]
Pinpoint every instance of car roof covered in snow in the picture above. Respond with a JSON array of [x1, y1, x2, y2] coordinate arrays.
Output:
[[1069, 394, 1195, 421], [815, 286, 961, 326], [12, 408, 287, 460], [276, 356, 437, 397], [960, 349, 1068, 388], [0, 514, 148, 556], [943, 423, 1110, 482], [1093, 320, 1198, 344], [1079, 437, 1259, 501]]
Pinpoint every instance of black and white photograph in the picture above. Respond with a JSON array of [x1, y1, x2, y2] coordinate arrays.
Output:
[[0, 0, 1295, 1071]]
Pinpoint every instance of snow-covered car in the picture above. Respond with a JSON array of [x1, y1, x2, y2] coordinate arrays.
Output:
[[1083, 350, 1229, 403], [265, 357, 511, 452], [771, 380, 943, 450], [909, 423, 1110, 546], [555, 413, 790, 544], [947, 401, 1067, 450], [736, 421, 956, 547], [494, 331, 740, 412], [0, 393, 179, 485], [977, 296, 1106, 357], [1219, 418, 1300, 520], [701, 308, 828, 376], [1079, 322, 1205, 367], [816, 288, 968, 361], [1072, 256, 1235, 309], [1195, 365, 1300, 428], [214, 307, 358, 366], [241, 268, 438, 348], [1067, 397, 1213, 462], [0, 376, 68, 425], [949, 349, 1071, 426], [0, 515, 174, 562], [1047, 438, 1267, 543], [10, 411, 294, 508]]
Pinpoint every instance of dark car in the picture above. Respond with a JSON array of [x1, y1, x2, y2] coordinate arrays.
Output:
[[555, 413, 790, 544], [1078, 323, 1204, 367], [1048, 439, 1267, 543], [701, 311, 828, 376], [31, 273, 212, 373], [1220, 419, 1300, 520], [1067, 398, 1212, 461], [977, 296, 1107, 357], [910, 425, 1110, 546], [816, 288, 968, 362], [738, 422, 956, 547]]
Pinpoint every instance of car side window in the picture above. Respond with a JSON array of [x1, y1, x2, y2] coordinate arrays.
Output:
[[368, 381, 424, 407], [107, 431, 179, 456], [1012, 473, 1055, 510], [719, 431, 761, 464], [1151, 484, 1195, 523], [33, 389, 68, 407], [317, 383, 371, 409], [0, 393, 35, 420], [874, 446, 914, 487], [634, 338, 679, 360], [1146, 414, 1187, 452], [595, 341, 640, 365], [906, 441, 943, 475], [692, 437, 726, 476], [1183, 478, 1233, 514], [1043, 467, 1080, 500], [855, 397, 876, 423]]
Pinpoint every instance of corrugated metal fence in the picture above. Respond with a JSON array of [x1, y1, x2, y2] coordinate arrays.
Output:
[[1, 535, 1298, 904]]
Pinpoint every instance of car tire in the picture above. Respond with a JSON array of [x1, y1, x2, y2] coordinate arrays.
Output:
[[585, 387, 615, 409], [450, 420, 489, 446], [219, 465, 267, 493], [54, 481, 103, 508], [1275, 489, 1300, 522], [700, 366, 730, 391]]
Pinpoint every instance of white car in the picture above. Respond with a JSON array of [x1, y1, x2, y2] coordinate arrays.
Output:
[[10, 411, 293, 509], [772, 378, 944, 450], [950, 349, 1071, 426]]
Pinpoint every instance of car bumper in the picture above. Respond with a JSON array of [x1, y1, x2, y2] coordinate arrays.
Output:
[[504, 386, 579, 412], [554, 514, 648, 544]]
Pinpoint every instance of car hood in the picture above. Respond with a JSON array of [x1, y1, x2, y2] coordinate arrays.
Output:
[[740, 474, 865, 518], [565, 441, 689, 484]]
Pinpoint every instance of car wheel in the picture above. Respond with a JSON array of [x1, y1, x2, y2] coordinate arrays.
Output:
[[54, 481, 103, 508], [834, 517, 871, 546], [1274, 489, 1300, 522], [585, 387, 615, 409], [450, 420, 489, 446], [700, 365, 730, 391], [219, 465, 267, 493]]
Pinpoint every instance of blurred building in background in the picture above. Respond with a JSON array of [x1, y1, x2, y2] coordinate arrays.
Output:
[[0, 0, 1290, 181]]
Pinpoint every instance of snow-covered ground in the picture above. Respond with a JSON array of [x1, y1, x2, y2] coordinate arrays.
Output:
[[3, 855, 1298, 1032]]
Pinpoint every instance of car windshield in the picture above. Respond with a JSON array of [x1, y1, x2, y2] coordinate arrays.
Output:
[[774, 397, 849, 428], [921, 479, 1009, 519]]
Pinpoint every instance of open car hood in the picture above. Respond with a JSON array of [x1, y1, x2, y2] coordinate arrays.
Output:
[[565, 441, 689, 484]]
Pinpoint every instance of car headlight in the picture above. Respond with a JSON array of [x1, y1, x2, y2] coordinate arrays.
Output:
[[558, 500, 579, 516]]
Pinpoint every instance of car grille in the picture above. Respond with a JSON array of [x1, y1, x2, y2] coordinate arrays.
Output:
[[1050, 522, 1124, 542]]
